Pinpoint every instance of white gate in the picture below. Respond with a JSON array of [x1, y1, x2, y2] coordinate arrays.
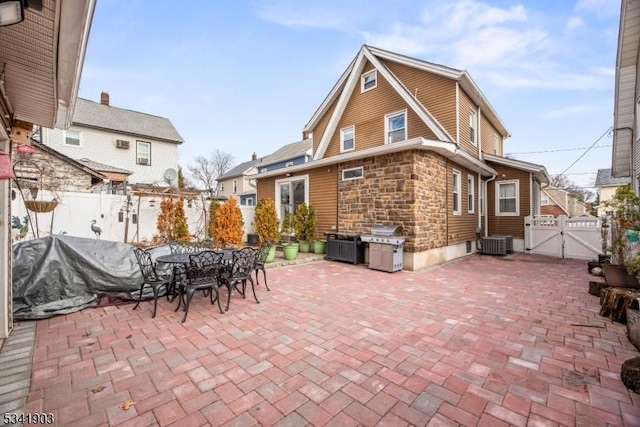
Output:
[[524, 215, 602, 260]]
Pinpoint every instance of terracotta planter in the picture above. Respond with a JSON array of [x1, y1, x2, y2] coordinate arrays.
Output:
[[602, 264, 640, 289]]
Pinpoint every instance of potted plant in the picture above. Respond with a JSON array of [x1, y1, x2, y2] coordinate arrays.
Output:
[[253, 198, 280, 262], [293, 203, 316, 252], [282, 241, 299, 260], [602, 185, 640, 288], [281, 210, 295, 243]]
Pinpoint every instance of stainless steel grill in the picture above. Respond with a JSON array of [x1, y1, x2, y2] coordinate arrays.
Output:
[[361, 225, 405, 272]]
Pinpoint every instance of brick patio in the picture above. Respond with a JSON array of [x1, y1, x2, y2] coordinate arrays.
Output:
[[17, 253, 640, 425]]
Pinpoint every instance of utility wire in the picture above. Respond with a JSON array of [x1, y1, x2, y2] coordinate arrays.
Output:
[[556, 126, 612, 177], [508, 144, 611, 155]]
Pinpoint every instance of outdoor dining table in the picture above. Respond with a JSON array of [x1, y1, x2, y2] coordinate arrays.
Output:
[[155, 249, 234, 300]]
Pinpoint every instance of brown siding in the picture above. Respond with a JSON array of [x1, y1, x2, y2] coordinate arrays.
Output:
[[324, 60, 436, 158], [486, 164, 531, 239], [384, 60, 457, 140], [446, 162, 479, 245], [458, 89, 479, 158], [480, 115, 502, 156], [309, 167, 338, 236], [256, 166, 338, 238]]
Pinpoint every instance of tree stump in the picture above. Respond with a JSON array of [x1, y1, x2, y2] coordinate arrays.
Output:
[[599, 287, 640, 323], [589, 281, 608, 297], [621, 357, 640, 394]]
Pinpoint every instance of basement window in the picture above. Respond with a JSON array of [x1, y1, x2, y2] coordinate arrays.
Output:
[[342, 166, 364, 181]]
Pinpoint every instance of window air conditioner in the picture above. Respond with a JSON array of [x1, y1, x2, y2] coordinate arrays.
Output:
[[116, 140, 130, 149]]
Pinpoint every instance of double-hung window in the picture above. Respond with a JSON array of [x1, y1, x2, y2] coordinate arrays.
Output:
[[341, 126, 355, 152], [467, 175, 475, 214], [233, 179, 237, 194], [361, 69, 377, 92], [64, 129, 81, 147], [452, 170, 461, 215], [496, 180, 519, 216], [385, 111, 406, 144], [136, 141, 151, 165]]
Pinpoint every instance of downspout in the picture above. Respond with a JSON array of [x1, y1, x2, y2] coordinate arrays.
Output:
[[484, 173, 497, 237]]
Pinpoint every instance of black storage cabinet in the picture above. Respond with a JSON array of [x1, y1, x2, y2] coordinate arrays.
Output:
[[325, 232, 365, 264]]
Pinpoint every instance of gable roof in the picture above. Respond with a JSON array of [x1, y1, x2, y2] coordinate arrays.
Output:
[[306, 45, 510, 160], [72, 98, 184, 144], [483, 154, 551, 184], [595, 168, 632, 187], [218, 159, 260, 180], [76, 159, 133, 175], [258, 139, 312, 169], [22, 139, 107, 181]]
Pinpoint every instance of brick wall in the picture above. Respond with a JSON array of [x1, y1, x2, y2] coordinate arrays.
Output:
[[337, 150, 448, 253]]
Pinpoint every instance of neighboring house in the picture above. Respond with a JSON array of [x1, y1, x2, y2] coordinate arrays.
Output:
[[612, 0, 640, 189], [0, 0, 96, 338], [12, 139, 108, 193], [595, 168, 631, 216], [40, 92, 184, 186], [217, 153, 260, 205], [540, 186, 588, 217], [255, 45, 549, 271], [256, 139, 312, 173]]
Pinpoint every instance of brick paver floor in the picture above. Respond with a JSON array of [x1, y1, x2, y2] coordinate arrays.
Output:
[[22, 253, 640, 426]]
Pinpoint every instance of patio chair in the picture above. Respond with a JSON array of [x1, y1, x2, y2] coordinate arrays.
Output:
[[175, 250, 225, 323], [133, 247, 173, 318], [220, 246, 259, 311], [253, 242, 272, 291]]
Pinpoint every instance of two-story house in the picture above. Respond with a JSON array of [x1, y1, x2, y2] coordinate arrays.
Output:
[[216, 153, 261, 205], [595, 168, 631, 216], [40, 92, 184, 190], [254, 45, 549, 270]]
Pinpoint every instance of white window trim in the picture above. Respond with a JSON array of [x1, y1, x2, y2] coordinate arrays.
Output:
[[340, 125, 355, 153], [361, 69, 377, 92], [496, 180, 520, 216], [136, 140, 151, 165], [470, 110, 477, 146], [385, 110, 407, 145], [342, 166, 364, 181], [64, 129, 82, 147], [275, 174, 310, 221], [468, 174, 475, 214], [452, 169, 461, 215]]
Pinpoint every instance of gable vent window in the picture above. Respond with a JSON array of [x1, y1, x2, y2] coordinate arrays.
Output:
[[116, 140, 130, 149], [361, 69, 377, 92]]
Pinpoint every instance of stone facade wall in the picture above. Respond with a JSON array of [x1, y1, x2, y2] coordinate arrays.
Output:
[[12, 148, 95, 193], [337, 150, 448, 253]]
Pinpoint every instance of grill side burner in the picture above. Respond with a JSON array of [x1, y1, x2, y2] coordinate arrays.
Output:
[[361, 225, 405, 272]]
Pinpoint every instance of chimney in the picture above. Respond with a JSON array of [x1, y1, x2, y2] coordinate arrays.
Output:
[[100, 91, 110, 106], [252, 152, 257, 161]]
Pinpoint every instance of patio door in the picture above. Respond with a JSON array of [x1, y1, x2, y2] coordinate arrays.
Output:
[[276, 176, 308, 220]]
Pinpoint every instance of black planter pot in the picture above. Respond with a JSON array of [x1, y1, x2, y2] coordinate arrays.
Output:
[[587, 261, 603, 276], [602, 264, 640, 289], [599, 254, 612, 265], [247, 233, 259, 246]]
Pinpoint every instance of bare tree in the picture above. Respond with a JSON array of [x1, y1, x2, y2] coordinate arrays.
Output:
[[187, 149, 235, 195], [550, 174, 593, 202]]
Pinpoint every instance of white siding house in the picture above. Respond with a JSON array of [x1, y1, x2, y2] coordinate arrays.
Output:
[[41, 93, 184, 186]]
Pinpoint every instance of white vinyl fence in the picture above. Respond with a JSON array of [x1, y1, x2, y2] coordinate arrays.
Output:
[[524, 215, 603, 260], [11, 190, 255, 244]]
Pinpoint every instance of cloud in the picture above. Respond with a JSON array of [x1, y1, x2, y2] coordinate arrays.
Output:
[[255, 1, 354, 30], [565, 16, 584, 32], [575, 0, 619, 18], [542, 104, 603, 119]]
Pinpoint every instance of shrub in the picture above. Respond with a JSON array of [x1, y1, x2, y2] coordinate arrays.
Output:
[[207, 198, 220, 240], [155, 197, 190, 242], [213, 198, 243, 247], [293, 203, 317, 242], [254, 198, 280, 244]]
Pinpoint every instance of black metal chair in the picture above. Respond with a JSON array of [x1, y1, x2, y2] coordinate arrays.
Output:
[[175, 250, 225, 323], [220, 247, 259, 311], [133, 247, 173, 318], [253, 242, 272, 291]]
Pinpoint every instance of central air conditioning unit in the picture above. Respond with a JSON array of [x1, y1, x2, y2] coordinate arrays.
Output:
[[116, 139, 130, 149], [480, 236, 507, 256]]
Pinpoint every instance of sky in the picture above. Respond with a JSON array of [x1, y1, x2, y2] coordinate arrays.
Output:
[[77, 0, 621, 196]]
